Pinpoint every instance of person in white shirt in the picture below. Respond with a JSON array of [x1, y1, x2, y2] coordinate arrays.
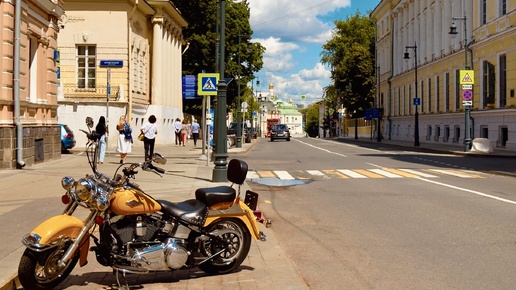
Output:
[[141, 115, 158, 161], [174, 118, 182, 146]]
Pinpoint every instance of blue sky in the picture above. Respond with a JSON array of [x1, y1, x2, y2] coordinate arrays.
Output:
[[248, 0, 380, 106]]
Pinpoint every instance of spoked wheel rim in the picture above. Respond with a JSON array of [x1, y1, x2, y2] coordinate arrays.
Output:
[[34, 248, 71, 284]]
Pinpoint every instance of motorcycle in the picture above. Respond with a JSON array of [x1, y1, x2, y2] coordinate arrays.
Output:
[[18, 117, 270, 290]]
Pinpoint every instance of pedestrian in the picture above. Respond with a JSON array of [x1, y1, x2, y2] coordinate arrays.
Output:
[[116, 115, 132, 164], [141, 115, 158, 161], [174, 118, 182, 146], [191, 119, 200, 146], [181, 120, 188, 146], [95, 116, 107, 164], [186, 120, 192, 143]]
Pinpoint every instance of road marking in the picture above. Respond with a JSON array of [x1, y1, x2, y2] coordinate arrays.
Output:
[[257, 171, 276, 178], [275, 170, 295, 180], [247, 171, 260, 179], [353, 169, 385, 178], [429, 169, 476, 178], [398, 169, 438, 178], [307, 170, 325, 176], [337, 169, 367, 178], [419, 177, 516, 205], [323, 170, 349, 178], [381, 168, 421, 178], [369, 169, 403, 178]]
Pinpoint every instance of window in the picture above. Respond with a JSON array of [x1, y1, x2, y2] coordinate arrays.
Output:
[[499, 54, 507, 108], [427, 126, 432, 140], [435, 126, 440, 141], [454, 126, 461, 143], [444, 126, 450, 142], [77, 45, 96, 89], [481, 0, 487, 25], [445, 73, 450, 112], [481, 126, 488, 138], [482, 60, 495, 108], [436, 76, 440, 112], [428, 78, 432, 113], [500, 0, 507, 16]]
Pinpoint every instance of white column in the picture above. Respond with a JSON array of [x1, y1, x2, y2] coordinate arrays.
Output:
[[152, 17, 164, 105]]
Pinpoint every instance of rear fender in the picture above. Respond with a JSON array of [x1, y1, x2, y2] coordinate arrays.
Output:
[[24, 215, 90, 266], [204, 201, 261, 239]]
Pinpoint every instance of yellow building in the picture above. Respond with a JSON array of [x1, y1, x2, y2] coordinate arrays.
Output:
[[57, 0, 187, 148], [0, 0, 65, 169], [372, 0, 516, 151]]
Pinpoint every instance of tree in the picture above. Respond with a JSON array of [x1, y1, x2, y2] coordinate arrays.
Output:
[[320, 11, 376, 118], [301, 102, 320, 137], [171, 0, 265, 116]]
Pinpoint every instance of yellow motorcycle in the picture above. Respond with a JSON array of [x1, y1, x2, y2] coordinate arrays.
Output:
[[18, 117, 270, 290]]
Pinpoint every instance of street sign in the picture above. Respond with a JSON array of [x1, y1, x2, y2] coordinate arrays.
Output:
[[462, 84, 473, 90], [100, 60, 123, 67], [197, 73, 219, 96], [182, 75, 197, 99], [413, 97, 421, 106], [364, 108, 372, 120], [462, 100, 472, 106], [462, 89, 473, 100], [459, 70, 474, 85]]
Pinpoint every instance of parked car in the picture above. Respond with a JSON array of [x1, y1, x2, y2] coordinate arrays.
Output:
[[248, 127, 258, 139], [59, 124, 76, 152], [270, 124, 290, 141], [227, 122, 252, 143]]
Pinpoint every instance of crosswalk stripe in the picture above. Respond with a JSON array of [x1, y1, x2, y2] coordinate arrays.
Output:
[[354, 169, 385, 178], [398, 169, 438, 178], [429, 169, 476, 178], [322, 170, 349, 178], [307, 170, 325, 176], [275, 170, 295, 180], [257, 171, 276, 178], [247, 171, 259, 179], [381, 168, 420, 178], [369, 169, 403, 178], [337, 169, 367, 178]]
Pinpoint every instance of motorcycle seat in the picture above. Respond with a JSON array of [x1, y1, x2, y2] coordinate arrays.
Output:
[[195, 186, 236, 207], [158, 199, 208, 227]]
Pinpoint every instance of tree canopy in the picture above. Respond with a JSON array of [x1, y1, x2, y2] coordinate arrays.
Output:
[[320, 11, 376, 118], [171, 0, 265, 116]]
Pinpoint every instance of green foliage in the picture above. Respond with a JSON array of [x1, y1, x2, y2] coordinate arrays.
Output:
[[301, 102, 320, 137], [320, 11, 376, 117], [171, 0, 265, 115]]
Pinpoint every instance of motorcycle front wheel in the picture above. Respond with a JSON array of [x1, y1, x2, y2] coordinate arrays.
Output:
[[198, 218, 251, 275], [18, 245, 79, 290]]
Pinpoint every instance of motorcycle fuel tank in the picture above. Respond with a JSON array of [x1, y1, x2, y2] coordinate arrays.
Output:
[[110, 188, 162, 215]]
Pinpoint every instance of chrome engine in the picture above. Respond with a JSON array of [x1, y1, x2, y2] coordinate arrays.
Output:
[[107, 213, 193, 271], [131, 238, 189, 270]]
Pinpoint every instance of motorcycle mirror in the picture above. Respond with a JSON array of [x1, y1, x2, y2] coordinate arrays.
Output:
[[152, 153, 167, 165], [85, 117, 94, 128]]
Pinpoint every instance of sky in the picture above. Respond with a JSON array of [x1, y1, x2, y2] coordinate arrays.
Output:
[[248, 0, 380, 106]]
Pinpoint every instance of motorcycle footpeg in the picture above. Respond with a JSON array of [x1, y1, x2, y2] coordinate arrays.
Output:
[[259, 231, 267, 241]]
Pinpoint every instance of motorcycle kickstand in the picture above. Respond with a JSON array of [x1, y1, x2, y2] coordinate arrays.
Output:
[[115, 268, 131, 290]]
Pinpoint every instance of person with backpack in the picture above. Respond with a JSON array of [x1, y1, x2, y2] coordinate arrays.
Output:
[[116, 115, 132, 164]]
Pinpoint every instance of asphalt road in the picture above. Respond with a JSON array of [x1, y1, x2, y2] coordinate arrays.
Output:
[[245, 137, 516, 290]]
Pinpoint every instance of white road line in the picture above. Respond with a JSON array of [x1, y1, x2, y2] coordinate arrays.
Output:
[[274, 170, 295, 180], [337, 169, 367, 178], [398, 169, 438, 178], [369, 169, 403, 178], [419, 177, 516, 205], [295, 139, 347, 157], [307, 170, 325, 176], [429, 169, 475, 178]]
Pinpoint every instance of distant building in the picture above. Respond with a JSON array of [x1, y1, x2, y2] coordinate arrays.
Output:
[[258, 84, 303, 136], [0, 0, 65, 169], [57, 0, 187, 148], [372, 0, 516, 151]]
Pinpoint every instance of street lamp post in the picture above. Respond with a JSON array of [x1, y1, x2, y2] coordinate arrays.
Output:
[[236, 34, 250, 148], [404, 42, 420, 147], [449, 16, 471, 152], [212, 0, 228, 182]]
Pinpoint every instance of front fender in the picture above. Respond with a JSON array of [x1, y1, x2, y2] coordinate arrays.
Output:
[[205, 201, 262, 240], [23, 215, 90, 267]]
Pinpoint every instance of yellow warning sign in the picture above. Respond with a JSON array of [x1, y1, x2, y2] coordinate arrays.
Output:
[[460, 70, 474, 85]]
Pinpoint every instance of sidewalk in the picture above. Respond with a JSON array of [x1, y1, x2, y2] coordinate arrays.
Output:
[[0, 139, 308, 290]]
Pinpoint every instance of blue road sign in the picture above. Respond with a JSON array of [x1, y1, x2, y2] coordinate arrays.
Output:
[[183, 75, 198, 99], [99, 60, 123, 67], [413, 97, 421, 106], [198, 73, 219, 96]]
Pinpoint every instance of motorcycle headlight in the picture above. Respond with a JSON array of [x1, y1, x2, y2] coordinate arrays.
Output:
[[75, 179, 94, 202], [94, 187, 110, 211]]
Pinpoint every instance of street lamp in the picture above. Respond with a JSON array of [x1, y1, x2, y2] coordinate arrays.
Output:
[[404, 42, 420, 147], [449, 16, 472, 152], [236, 34, 251, 148], [212, 0, 228, 182]]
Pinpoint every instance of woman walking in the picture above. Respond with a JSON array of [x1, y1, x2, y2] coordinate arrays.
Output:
[[141, 115, 158, 161], [181, 120, 188, 146], [96, 116, 107, 164], [116, 115, 132, 164]]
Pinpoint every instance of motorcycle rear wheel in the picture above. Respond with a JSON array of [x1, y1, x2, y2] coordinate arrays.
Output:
[[198, 218, 251, 275], [18, 246, 79, 290]]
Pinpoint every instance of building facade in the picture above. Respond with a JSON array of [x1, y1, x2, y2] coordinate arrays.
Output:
[[372, 0, 516, 151], [0, 0, 65, 169], [57, 0, 187, 149]]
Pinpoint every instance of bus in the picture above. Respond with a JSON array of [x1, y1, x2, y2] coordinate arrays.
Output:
[[266, 118, 281, 137]]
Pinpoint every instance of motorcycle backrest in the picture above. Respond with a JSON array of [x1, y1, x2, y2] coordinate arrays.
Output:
[[227, 159, 248, 185]]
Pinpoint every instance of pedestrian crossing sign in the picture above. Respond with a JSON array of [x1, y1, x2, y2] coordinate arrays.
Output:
[[459, 70, 474, 85], [197, 73, 219, 96]]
